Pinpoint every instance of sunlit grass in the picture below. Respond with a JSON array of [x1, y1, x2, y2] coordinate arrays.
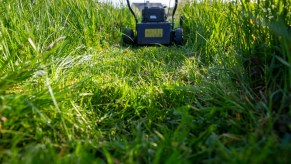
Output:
[[0, 0, 290, 163]]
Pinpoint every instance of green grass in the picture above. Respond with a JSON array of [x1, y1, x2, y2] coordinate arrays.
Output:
[[0, 0, 290, 163]]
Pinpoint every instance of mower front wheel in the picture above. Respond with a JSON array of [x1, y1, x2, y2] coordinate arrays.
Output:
[[174, 28, 183, 45], [123, 28, 135, 45]]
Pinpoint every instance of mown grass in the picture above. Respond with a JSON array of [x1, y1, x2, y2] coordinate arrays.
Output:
[[0, 0, 290, 163]]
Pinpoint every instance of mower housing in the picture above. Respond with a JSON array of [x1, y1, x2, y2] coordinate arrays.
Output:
[[123, 0, 183, 46]]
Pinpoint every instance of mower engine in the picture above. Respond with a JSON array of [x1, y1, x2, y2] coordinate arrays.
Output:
[[142, 4, 166, 22]]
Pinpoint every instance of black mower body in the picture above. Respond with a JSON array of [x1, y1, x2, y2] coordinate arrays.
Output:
[[123, 0, 183, 46]]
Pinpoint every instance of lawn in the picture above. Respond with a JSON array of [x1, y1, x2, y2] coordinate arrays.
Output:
[[0, 0, 290, 163]]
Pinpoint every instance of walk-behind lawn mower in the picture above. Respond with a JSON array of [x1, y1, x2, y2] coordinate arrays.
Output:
[[123, 0, 183, 46]]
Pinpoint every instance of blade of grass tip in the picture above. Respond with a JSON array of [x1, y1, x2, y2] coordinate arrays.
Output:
[[275, 55, 291, 68], [70, 101, 90, 128], [28, 38, 37, 52], [46, 77, 71, 141], [46, 77, 61, 114], [46, 36, 66, 51], [103, 148, 114, 164], [24, 98, 52, 126]]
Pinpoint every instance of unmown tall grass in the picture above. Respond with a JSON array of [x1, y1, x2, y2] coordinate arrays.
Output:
[[0, 0, 290, 163], [183, 0, 290, 131]]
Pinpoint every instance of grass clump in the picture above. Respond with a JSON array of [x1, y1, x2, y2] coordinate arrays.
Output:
[[0, 0, 290, 163]]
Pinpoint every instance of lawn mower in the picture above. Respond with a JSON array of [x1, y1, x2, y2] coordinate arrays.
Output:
[[123, 0, 183, 46]]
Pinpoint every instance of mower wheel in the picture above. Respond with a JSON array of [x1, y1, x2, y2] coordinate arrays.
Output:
[[123, 28, 134, 45], [174, 28, 183, 45]]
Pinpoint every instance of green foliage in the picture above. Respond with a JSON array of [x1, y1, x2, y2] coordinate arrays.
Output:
[[0, 0, 290, 163], [237, 0, 291, 111]]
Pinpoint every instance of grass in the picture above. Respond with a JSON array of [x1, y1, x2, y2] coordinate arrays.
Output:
[[0, 0, 290, 163]]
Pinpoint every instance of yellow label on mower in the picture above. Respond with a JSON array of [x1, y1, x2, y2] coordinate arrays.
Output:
[[145, 29, 163, 38]]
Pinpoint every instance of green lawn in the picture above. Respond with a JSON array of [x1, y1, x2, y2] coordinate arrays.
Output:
[[0, 0, 290, 163]]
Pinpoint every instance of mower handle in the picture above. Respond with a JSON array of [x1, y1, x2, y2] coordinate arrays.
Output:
[[125, 0, 178, 24], [126, 0, 138, 23], [172, 0, 178, 24]]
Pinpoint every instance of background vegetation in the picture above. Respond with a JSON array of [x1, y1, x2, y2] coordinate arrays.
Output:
[[0, 0, 290, 163]]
